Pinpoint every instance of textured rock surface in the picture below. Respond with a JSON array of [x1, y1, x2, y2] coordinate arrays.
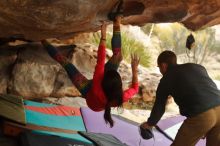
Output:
[[0, 45, 17, 94], [0, 43, 80, 98], [0, 42, 160, 100], [0, 0, 220, 40]]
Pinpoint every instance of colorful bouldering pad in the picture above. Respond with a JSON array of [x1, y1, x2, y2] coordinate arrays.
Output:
[[81, 107, 173, 146], [24, 100, 92, 144]]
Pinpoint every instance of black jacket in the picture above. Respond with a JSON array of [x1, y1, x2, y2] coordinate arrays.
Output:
[[147, 63, 220, 125]]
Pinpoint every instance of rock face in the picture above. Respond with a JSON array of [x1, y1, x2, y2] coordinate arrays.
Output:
[[0, 0, 220, 40], [0, 42, 160, 100]]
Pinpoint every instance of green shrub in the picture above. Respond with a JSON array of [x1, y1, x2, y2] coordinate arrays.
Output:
[[90, 32, 151, 67]]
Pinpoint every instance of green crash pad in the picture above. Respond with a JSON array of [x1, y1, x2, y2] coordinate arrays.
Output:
[[0, 94, 26, 124]]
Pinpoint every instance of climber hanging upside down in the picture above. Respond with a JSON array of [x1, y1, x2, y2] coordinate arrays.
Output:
[[41, 15, 140, 127]]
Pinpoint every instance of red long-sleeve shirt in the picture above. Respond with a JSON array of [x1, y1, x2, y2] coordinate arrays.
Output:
[[86, 43, 139, 111]]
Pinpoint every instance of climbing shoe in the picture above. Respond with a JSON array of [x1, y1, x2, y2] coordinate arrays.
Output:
[[108, 0, 124, 21]]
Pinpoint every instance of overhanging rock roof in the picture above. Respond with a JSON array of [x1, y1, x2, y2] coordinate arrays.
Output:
[[0, 0, 219, 40]]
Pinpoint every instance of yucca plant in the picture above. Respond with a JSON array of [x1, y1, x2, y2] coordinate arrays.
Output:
[[121, 33, 151, 67], [90, 31, 151, 67]]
